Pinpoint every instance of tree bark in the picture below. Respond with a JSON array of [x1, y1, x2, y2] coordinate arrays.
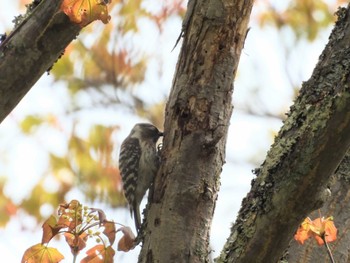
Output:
[[218, 5, 350, 263], [0, 0, 80, 123], [285, 149, 350, 263], [139, 0, 253, 262]]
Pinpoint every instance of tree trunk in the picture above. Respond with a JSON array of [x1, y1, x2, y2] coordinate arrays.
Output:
[[0, 0, 80, 123], [218, 5, 350, 263], [139, 0, 253, 262]]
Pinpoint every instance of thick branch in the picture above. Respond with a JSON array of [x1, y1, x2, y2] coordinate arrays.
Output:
[[139, 0, 253, 262], [218, 5, 350, 263], [0, 0, 80, 123]]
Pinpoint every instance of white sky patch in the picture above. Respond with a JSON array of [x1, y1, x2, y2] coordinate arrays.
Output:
[[4, 137, 48, 203]]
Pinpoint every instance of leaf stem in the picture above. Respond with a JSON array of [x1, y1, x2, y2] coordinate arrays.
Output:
[[322, 235, 335, 263]]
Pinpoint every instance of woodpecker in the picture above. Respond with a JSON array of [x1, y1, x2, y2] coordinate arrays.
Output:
[[119, 123, 163, 232]]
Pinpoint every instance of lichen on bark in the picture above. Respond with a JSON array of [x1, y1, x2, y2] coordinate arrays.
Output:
[[218, 5, 350, 263]]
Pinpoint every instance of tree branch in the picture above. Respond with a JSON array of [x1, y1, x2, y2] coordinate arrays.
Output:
[[0, 0, 81, 123], [218, 5, 350, 263]]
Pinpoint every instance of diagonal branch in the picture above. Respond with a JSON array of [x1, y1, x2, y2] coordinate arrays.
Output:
[[218, 5, 350, 263], [0, 0, 81, 123]]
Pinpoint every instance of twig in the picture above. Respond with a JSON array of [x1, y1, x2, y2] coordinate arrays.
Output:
[[322, 235, 335, 263]]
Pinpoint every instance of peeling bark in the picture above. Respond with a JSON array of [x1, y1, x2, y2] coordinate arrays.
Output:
[[218, 5, 350, 263], [139, 0, 253, 262], [0, 0, 80, 123]]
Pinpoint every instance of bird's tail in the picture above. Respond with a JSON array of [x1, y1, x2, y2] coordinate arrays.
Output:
[[133, 205, 141, 233]]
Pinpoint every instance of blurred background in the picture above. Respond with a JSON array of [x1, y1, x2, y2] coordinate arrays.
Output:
[[0, 0, 346, 261]]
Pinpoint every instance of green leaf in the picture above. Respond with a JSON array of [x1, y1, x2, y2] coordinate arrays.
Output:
[[20, 115, 43, 134]]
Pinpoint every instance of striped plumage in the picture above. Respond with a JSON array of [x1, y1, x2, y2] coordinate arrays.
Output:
[[119, 123, 163, 232]]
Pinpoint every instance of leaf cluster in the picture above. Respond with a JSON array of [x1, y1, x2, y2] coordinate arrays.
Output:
[[22, 200, 136, 263], [295, 216, 337, 246], [0, 0, 178, 225]]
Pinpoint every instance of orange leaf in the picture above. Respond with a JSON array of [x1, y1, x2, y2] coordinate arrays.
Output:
[[117, 226, 136, 252], [295, 217, 337, 246], [311, 217, 337, 245], [22, 243, 64, 263], [5, 199, 18, 216], [323, 218, 337, 243], [64, 232, 88, 256], [81, 245, 115, 263], [103, 221, 116, 245], [294, 217, 312, 244], [57, 200, 82, 230], [42, 215, 63, 244], [61, 0, 111, 27]]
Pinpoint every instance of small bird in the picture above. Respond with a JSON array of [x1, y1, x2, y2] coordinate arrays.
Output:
[[118, 123, 163, 232]]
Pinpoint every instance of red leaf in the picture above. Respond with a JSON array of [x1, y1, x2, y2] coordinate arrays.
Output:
[[103, 221, 116, 245], [117, 226, 136, 252], [89, 208, 107, 225]]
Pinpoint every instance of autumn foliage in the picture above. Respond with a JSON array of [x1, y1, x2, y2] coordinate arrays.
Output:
[[22, 200, 136, 263], [0, 0, 181, 230], [61, 0, 111, 27], [294, 216, 337, 246], [2, 0, 347, 262]]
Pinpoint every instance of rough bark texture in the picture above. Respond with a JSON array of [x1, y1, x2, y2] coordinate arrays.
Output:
[[285, 150, 350, 263], [0, 0, 80, 123], [139, 0, 253, 262], [218, 5, 350, 263]]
